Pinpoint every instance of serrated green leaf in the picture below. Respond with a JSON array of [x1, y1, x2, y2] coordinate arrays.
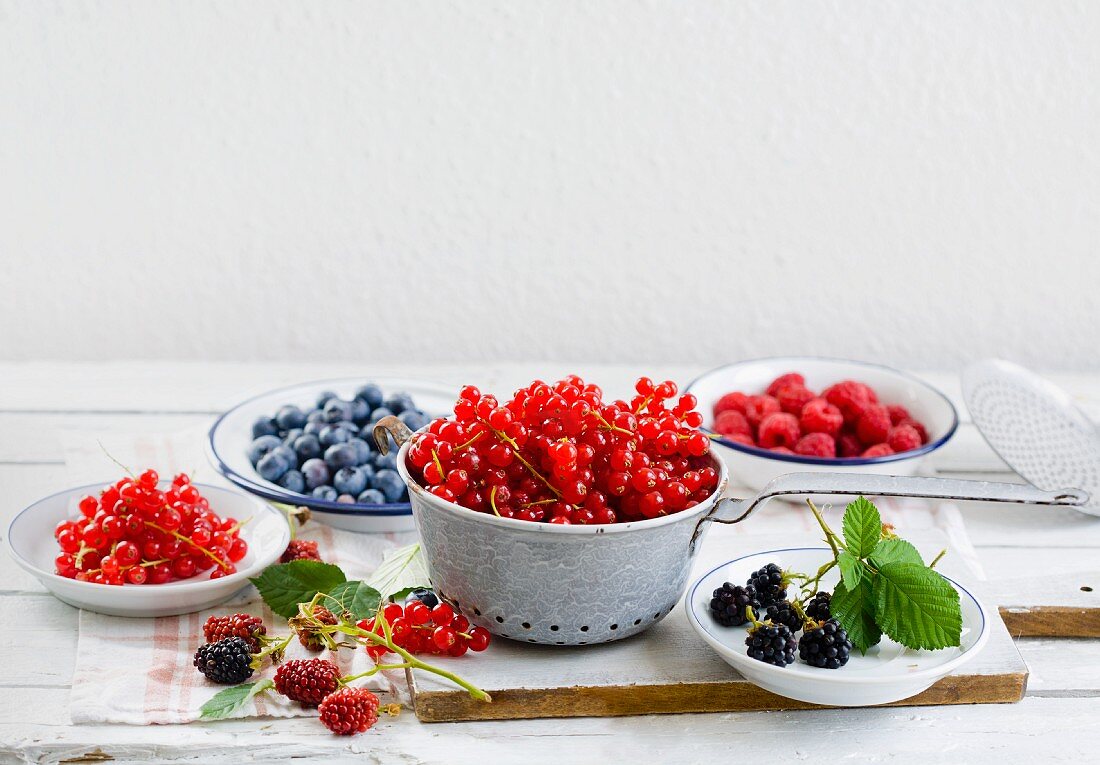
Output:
[[366, 543, 431, 601], [837, 551, 864, 591], [199, 679, 274, 720], [831, 577, 882, 654], [870, 538, 924, 569], [873, 562, 962, 650], [249, 560, 346, 619], [328, 580, 382, 620], [842, 497, 882, 559]]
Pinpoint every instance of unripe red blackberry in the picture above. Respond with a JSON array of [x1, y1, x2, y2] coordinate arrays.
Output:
[[203, 613, 266, 652], [274, 658, 340, 706], [318, 687, 380, 735]]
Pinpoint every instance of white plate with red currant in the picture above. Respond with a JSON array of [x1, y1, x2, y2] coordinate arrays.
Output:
[[686, 499, 989, 706], [686, 357, 959, 492], [6, 471, 289, 616]]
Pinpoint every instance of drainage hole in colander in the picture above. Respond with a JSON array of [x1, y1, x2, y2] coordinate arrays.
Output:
[[610, 624, 618, 630], [495, 616, 504, 623], [555, 641, 564, 645], [473, 608, 482, 615], [633, 618, 641, 625], [522, 622, 531, 629], [527, 638, 536, 643], [580, 625, 589, 632], [653, 612, 659, 619], [550, 625, 559, 631]]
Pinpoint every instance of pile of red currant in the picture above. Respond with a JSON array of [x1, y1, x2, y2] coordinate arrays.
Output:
[[357, 596, 492, 659], [405, 375, 719, 523], [53, 470, 248, 585]]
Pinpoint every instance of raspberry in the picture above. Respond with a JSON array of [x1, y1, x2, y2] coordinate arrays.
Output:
[[203, 613, 266, 652], [794, 432, 836, 458], [765, 373, 806, 397], [799, 398, 843, 437], [862, 443, 895, 458], [764, 600, 803, 632], [714, 409, 752, 438], [725, 432, 755, 447], [757, 412, 800, 449], [886, 404, 911, 425], [837, 431, 863, 458], [887, 423, 922, 453], [823, 381, 873, 425], [769, 446, 795, 455], [709, 583, 761, 626], [280, 539, 321, 564], [713, 391, 750, 416], [856, 404, 892, 445], [747, 562, 789, 607], [193, 637, 254, 684], [298, 605, 338, 651], [900, 418, 929, 444], [804, 591, 832, 621], [776, 385, 815, 416], [798, 618, 852, 669], [318, 686, 380, 735], [744, 395, 781, 428], [745, 622, 797, 667], [274, 658, 340, 706]]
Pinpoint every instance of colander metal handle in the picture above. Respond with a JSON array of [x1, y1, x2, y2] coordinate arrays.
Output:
[[372, 415, 416, 455], [711, 472, 1090, 525]]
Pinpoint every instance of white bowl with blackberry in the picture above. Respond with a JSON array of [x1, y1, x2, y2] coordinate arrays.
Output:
[[206, 378, 455, 532]]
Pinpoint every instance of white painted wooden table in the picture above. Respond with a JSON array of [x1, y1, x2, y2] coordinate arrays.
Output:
[[2, 362, 1099, 765]]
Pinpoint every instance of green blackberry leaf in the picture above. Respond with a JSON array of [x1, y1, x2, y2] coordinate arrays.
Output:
[[837, 550, 864, 591], [200, 679, 274, 720], [366, 543, 431, 601], [873, 562, 962, 650], [841, 496, 881, 559], [870, 538, 923, 569], [250, 560, 346, 618], [327, 580, 382, 620], [831, 577, 881, 654]]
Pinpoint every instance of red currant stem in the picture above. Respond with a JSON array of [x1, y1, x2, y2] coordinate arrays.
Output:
[[480, 419, 560, 498], [96, 442, 135, 477], [338, 663, 413, 686], [521, 498, 556, 507], [431, 449, 446, 481], [138, 557, 170, 568], [590, 410, 632, 436], [74, 543, 93, 568], [454, 431, 485, 453], [633, 395, 652, 415], [409, 624, 474, 640], [489, 486, 501, 517], [929, 549, 947, 569], [223, 515, 253, 536], [145, 521, 231, 571]]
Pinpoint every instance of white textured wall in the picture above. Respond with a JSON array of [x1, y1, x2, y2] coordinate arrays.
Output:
[[1, 1, 1097, 368]]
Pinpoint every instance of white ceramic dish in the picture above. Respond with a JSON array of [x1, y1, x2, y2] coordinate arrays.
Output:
[[6, 481, 289, 617], [685, 548, 989, 706], [687, 357, 959, 492], [206, 377, 457, 533]]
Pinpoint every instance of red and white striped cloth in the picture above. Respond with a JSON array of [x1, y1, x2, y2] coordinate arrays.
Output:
[[62, 428, 414, 724]]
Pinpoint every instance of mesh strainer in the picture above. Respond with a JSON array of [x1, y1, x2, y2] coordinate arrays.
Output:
[[963, 359, 1100, 516]]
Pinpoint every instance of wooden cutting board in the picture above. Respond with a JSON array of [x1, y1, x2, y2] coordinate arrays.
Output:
[[408, 592, 1027, 723], [993, 574, 1100, 637]]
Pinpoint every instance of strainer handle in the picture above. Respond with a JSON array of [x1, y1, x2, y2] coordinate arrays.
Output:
[[713, 472, 1090, 525], [371, 415, 416, 455]]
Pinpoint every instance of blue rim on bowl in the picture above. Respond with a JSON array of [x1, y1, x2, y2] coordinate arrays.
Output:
[[206, 377, 456, 517], [686, 356, 960, 466]]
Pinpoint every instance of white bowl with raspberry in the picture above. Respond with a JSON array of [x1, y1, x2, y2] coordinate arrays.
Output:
[[686, 357, 959, 492]]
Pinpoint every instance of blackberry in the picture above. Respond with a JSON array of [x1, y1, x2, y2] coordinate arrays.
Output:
[[744, 622, 798, 667], [798, 618, 852, 669], [193, 637, 254, 684], [764, 600, 803, 633], [804, 591, 832, 621], [746, 562, 789, 607], [709, 582, 761, 627]]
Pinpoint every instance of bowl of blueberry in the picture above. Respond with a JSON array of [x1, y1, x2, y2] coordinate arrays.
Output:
[[206, 378, 455, 532]]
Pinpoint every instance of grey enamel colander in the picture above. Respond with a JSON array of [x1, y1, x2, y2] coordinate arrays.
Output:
[[374, 417, 1089, 646]]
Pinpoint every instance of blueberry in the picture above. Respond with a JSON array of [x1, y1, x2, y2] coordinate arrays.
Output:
[[336, 494, 356, 504], [252, 416, 278, 439], [323, 399, 353, 423], [293, 433, 322, 461], [277, 469, 306, 494], [357, 488, 385, 505], [324, 443, 359, 470], [383, 393, 415, 415], [301, 458, 331, 490], [398, 409, 430, 432], [333, 466, 369, 496], [319, 425, 349, 448], [312, 485, 338, 501], [257, 448, 293, 482], [355, 383, 384, 410], [336, 421, 360, 436], [371, 469, 405, 502], [275, 404, 308, 430], [247, 435, 283, 466], [372, 451, 398, 472], [349, 398, 370, 424], [348, 437, 373, 465], [304, 420, 325, 436], [316, 390, 338, 409], [306, 409, 325, 424], [369, 406, 395, 424], [282, 428, 304, 446], [405, 588, 439, 608]]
